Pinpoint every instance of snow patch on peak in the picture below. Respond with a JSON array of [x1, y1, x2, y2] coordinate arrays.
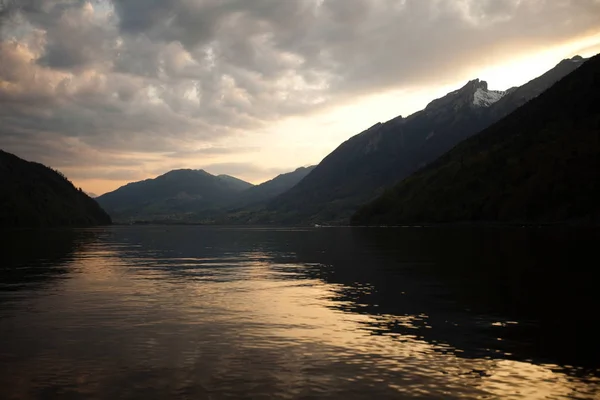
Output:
[[473, 88, 505, 107], [558, 55, 586, 66]]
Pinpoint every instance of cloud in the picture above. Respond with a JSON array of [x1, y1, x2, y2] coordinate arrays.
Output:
[[36, 2, 118, 69], [164, 146, 257, 158], [1, 0, 600, 193], [66, 167, 147, 182]]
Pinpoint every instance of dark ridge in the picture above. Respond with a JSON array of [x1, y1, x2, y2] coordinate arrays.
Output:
[[261, 57, 584, 225], [0, 150, 112, 227], [352, 54, 600, 225]]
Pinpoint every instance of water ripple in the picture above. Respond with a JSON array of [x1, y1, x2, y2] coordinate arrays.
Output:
[[1, 226, 599, 399]]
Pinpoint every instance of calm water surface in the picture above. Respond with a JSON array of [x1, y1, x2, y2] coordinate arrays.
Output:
[[1, 226, 599, 399]]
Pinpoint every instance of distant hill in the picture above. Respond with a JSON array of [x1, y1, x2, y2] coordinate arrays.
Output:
[[96, 169, 253, 222], [97, 167, 317, 223], [352, 54, 600, 225], [263, 56, 586, 224], [217, 175, 255, 192], [0, 150, 111, 227], [234, 166, 315, 207], [212, 166, 317, 224]]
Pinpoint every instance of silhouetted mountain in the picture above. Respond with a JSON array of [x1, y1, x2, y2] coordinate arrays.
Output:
[[352, 54, 599, 225], [209, 166, 317, 224], [217, 175, 254, 192], [263, 56, 586, 224], [235, 166, 316, 207], [98, 166, 319, 223], [0, 150, 111, 227], [489, 56, 587, 120], [97, 169, 253, 221]]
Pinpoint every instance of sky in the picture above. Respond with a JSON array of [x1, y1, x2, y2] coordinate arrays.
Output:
[[1, 0, 599, 196]]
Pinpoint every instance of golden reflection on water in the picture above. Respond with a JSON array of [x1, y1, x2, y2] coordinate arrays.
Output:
[[1, 229, 599, 400]]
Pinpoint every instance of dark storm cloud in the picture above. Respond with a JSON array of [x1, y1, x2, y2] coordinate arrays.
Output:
[[36, 4, 118, 69], [1, 0, 600, 179]]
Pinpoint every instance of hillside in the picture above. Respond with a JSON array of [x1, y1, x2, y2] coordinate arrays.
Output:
[[206, 166, 317, 224], [235, 166, 315, 207], [96, 169, 253, 222], [0, 150, 111, 227], [97, 165, 320, 223], [262, 57, 585, 224], [217, 175, 255, 192], [489, 56, 587, 120], [352, 54, 600, 225]]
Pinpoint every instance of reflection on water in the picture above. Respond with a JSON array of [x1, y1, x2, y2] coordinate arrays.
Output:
[[0, 226, 599, 399]]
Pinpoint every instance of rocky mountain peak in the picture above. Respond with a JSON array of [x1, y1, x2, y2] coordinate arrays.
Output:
[[424, 78, 504, 113], [465, 78, 487, 90], [555, 55, 587, 69]]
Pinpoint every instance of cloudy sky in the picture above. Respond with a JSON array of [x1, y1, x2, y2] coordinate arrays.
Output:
[[1, 0, 599, 195]]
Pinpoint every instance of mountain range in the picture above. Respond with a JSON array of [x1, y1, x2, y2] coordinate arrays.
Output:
[[99, 55, 587, 225], [2, 54, 595, 227], [96, 165, 315, 222], [352, 53, 600, 225], [258, 56, 587, 224]]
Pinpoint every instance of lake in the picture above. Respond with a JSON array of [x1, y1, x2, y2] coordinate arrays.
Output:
[[1, 226, 599, 399]]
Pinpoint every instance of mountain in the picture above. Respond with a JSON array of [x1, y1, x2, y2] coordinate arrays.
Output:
[[97, 166, 320, 223], [96, 169, 253, 222], [263, 56, 586, 224], [217, 175, 255, 191], [0, 150, 111, 227], [352, 54, 600, 225], [235, 166, 316, 207], [211, 166, 317, 224], [489, 55, 587, 120]]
